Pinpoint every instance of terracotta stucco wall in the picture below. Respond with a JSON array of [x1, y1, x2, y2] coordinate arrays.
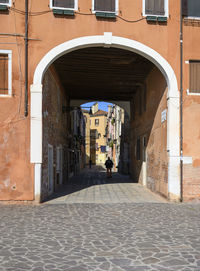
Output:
[[0, 0, 200, 200]]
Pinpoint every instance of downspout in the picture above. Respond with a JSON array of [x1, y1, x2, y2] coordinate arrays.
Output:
[[24, 0, 28, 117], [180, 0, 183, 202]]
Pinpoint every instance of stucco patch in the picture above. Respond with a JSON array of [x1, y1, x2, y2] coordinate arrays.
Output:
[[193, 159, 200, 167]]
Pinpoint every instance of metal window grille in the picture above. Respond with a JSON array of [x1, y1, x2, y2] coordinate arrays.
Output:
[[0, 54, 8, 95], [145, 0, 165, 15]]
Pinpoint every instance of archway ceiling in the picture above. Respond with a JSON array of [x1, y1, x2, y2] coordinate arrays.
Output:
[[53, 47, 154, 101]]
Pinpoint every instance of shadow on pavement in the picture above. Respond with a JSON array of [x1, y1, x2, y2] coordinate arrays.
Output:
[[45, 165, 134, 202]]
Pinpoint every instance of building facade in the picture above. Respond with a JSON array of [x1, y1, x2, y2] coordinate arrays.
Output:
[[107, 104, 130, 174], [89, 103, 108, 165], [0, 0, 200, 202]]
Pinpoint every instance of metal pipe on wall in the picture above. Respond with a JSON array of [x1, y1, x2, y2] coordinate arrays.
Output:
[[24, 0, 28, 117], [180, 0, 183, 202]]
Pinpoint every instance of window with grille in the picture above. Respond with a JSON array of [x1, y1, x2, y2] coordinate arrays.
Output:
[[51, 0, 77, 10], [144, 0, 167, 16], [189, 61, 200, 93], [0, 54, 9, 95], [93, 0, 116, 13], [182, 0, 200, 18]]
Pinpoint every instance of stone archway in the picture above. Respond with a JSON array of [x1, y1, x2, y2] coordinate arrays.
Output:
[[31, 32, 180, 202]]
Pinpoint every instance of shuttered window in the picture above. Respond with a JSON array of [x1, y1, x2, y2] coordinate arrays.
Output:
[[189, 61, 200, 93], [94, 0, 116, 12], [182, 0, 200, 17], [0, 54, 8, 95], [52, 0, 75, 9], [145, 0, 165, 15]]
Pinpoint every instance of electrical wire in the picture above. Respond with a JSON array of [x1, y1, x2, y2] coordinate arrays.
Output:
[[9, 7, 145, 23], [116, 15, 145, 23]]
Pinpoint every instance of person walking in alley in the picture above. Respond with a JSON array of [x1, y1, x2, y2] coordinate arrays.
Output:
[[105, 157, 113, 178]]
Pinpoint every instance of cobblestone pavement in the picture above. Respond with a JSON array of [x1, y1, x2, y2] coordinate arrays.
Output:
[[0, 203, 200, 271], [46, 166, 166, 204], [0, 167, 200, 271]]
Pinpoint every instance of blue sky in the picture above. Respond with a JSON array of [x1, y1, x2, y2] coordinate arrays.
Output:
[[81, 101, 113, 112]]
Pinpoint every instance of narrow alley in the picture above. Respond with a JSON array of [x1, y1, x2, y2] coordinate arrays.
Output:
[[46, 166, 166, 204]]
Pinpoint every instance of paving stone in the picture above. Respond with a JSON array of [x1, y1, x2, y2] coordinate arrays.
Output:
[[0, 168, 200, 271]]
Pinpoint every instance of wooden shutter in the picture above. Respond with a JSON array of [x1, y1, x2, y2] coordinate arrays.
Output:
[[188, 0, 200, 18], [182, 0, 188, 16], [155, 0, 165, 15], [94, 0, 115, 12], [145, 0, 165, 15], [145, 0, 155, 14], [190, 61, 200, 93], [0, 54, 8, 95], [53, 0, 74, 9]]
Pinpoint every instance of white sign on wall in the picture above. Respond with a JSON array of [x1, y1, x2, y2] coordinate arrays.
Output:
[[161, 109, 167, 123]]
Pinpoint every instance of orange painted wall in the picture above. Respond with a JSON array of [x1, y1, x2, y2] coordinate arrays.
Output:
[[0, 0, 200, 200]]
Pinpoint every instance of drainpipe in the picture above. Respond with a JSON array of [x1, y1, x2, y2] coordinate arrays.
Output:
[[24, 0, 28, 117], [180, 0, 183, 202]]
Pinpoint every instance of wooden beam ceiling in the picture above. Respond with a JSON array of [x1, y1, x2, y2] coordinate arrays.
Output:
[[53, 47, 154, 100]]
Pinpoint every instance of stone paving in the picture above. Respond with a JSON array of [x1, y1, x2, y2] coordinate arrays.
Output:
[[0, 167, 200, 271], [46, 166, 166, 204]]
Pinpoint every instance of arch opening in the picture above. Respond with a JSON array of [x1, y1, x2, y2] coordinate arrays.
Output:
[[31, 34, 180, 202]]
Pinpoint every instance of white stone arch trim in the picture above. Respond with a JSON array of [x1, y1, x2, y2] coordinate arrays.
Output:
[[31, 33, 180, 202]]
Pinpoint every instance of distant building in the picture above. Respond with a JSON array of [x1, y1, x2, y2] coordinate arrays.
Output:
[[83, 103, 107, 165], [82, 110, 91, 165], [107, 105, 129, 173]]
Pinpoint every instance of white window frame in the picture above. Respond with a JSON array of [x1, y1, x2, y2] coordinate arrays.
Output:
[[143, 0, 169, 17], [50, 0, 78, 11], [92, 0, 119, 14], [0, 0, 12, 7], [0, 50, 12, 97]]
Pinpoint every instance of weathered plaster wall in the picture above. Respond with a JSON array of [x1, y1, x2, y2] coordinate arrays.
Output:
[[182, 97, 200, 200], [42, 66, 69, 200], [0, 118, 34, 200], [130, 67, 168, 198]]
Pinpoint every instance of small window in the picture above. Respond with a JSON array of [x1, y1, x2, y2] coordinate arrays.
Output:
[[0, 51, 12, 96], [182, 0, 200, 18], [95, 119, 99, 126], [0, 0, 11, 6], [144, 0, 168, 16], [189, 60, 200, 93], [93, 0, 118, 13], [50, 0, 78, 10]]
